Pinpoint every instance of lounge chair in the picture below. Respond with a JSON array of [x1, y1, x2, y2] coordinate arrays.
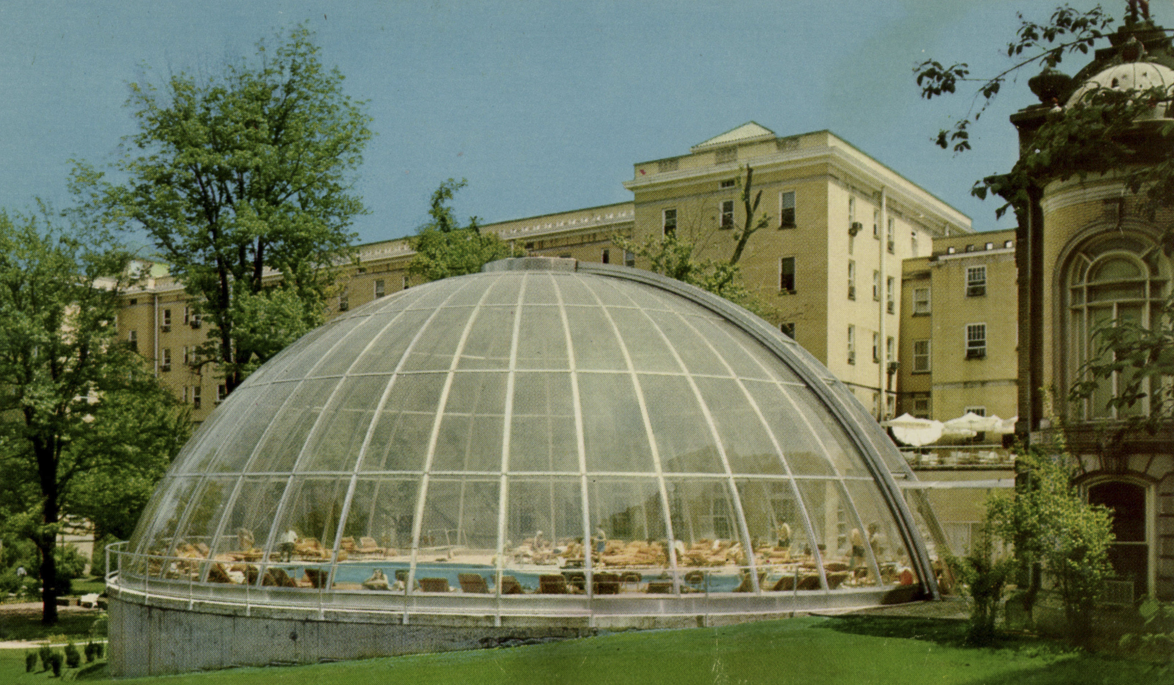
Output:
[[458, 573, 489, 593], [796, 573, 822, 591], [500, 575, 524, 595], [645, 580, 674, 594], [357, 536, 385, 557], [539, 574, 569, 594], [418, 577, 450, 593], [592, 572, 621, 595]]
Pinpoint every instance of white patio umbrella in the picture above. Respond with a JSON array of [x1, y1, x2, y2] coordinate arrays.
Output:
[[882, 413, 944, 447], [943, 411, 1001, 434]]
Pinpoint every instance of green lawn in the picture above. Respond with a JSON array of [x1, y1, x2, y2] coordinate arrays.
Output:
[[1, 614, 1165, 685]]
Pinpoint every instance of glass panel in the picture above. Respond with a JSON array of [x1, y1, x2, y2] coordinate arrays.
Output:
[[645, 309, 730, 377], [736, 479, 805, 570], [522, 273, 560, 305], [346, 309, 433, 375], [131, 476, 200, 557], [1090, 307, 1115, 417], [418, 478, 499, 569], [212, 478, 285, 565], [443, 372, 506, 415], [565, 307, 627, 371], [401, 307, 476, 372], [337, 478, 415, 560], [301, 375, 389, 472], [250, 378, 340, 473], [641, 374, 723, 474], [588, 478, 669, 573], [279, 477, 348, 563], [431, 414, 505, 472], [177, 477, 237, 568], [666, 478, 743, 565], [457, 306, 515, 370], [515, 307, 568, 369], [842, 480, 914, 587], [685, 316, 776, 382], [553, 275, 597, 306], [1090, 257, 1142, 281], [579, 373, 654, 472], [609, 307, 680, 373], [741, 381, 841, 477], [510, 373, 577, 473], [272, 316, 365, 382], [504, 479, 584, 575], [694, 377, 785, 475], [482, 274, 522, 306], [314, 314, 389, 378], [194, 383, 283, 473], [359, 373, 446, 471], [1089, 283, 1145, 302]]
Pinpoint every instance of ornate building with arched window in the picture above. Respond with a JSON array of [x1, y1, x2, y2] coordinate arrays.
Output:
[[1012, 16, 1174, 602]]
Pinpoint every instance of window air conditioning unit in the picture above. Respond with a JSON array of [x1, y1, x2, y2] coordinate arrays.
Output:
[[967, 285, 986, 297], [191, 319, 202, 329], [160, 364, 171, 373], [847, 286, 856, 300], [847, 352, 856, 364], [887, 240, 895, 253], [966, 348, 985, 359], [160, 324, 170, 333], [848, 221, 863, 236]]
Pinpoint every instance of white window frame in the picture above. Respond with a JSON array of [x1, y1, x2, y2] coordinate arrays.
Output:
[[601, 248, 610, 264], [872, 332, 880, 363], [886, 336, 895, 363], [872, 209, 879, 238], [624, 250, 636, 267], [886, 277, 895, 314], [966, 265, 987, 297], [872, 270, 880, 301], [663, 208, 677, 236], [191, 386, 201, 410], [963, 405, 987, 417], [779, 256, 796, 293], [847, 325, 856, 365], [913, 340, 931, 373], [886, 217, 895, 253], [965, 323, 987, 359], [779, 191, 796, 228], [161, 308, 171, 331], [912, 287, 931, 315], [719, 200, 734, 229], [847, 260, 856, 300], [374, 279, 386, 298]]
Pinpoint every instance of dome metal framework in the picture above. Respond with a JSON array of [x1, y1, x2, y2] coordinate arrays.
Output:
[[112, 258, 941, 621]]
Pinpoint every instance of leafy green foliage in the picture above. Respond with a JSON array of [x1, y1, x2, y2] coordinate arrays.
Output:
[[986, 446, 1114, 644], [74, 24, 371, 392], [0, 209, 185, 624], [944, 520, 1015, 645], [407, 179, 521, 283], [64, 643, 80, 669], [1119, 597, 1174, 666]]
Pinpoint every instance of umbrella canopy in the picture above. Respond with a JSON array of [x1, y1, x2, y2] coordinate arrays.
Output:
[[882, 413, 944, 447], [943, 411, 1001, 433]]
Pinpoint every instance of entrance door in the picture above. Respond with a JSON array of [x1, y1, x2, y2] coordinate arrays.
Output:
[[1087, 481, 1148, 601]]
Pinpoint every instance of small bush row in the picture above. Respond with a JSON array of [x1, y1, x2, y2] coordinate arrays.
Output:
[[25, 640, 105, 675]]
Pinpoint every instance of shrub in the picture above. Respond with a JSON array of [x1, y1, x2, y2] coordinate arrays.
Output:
[[1119, 598, 1174, 663], [84, 641, 97, 663], [49, 651, 63, 677], [25, 651, 37, 672], [946, 520, 1014, 645], [38, 644, 52, 671], [64, 642, 81, 669]]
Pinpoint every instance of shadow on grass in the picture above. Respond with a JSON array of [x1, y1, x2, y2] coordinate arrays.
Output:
[[819, 614, 973, 648], [74, 661, 108, 680]]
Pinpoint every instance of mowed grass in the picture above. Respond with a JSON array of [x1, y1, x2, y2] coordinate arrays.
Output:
[[0, 615, 1164, 685]]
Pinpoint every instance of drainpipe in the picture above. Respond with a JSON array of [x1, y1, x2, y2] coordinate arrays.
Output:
[[878, 188, 888, 420], [153, 290, 159, 376]]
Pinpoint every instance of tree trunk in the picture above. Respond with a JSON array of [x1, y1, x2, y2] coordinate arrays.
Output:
[[37, 533, 59, 626], [35, 438, 60, 625]]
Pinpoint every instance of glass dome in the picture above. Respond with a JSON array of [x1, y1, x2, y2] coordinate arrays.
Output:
[[124, 258, 938, 607]]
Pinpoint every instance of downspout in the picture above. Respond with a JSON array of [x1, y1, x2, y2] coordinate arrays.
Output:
[[878, 188, 888, 420], [153, 289, 159, 376]]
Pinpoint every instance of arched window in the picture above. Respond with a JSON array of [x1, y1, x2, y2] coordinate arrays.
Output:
[[1066, 234, 1168, 420]]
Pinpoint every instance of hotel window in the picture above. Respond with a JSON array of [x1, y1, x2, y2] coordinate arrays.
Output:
[[161, 348, 171, 372], [872, 332, 880, 363], [913, 340, 931, 373], [339, 289, 349, 312], [191, 386, 201, 410], [965, 323, 987, 359], [663, 208, 677, 236], [719, 200, 734, 229], [779, 257, 796, 293], [403, 275, 410, 290], [847, 261, 856, 300], [127, 330, 138, 352], [963, 406, 986, 417], [872, 209, 879, 238], [374, 279, 386, 298], [847, 325, 856, 364], [780, 322, 795, 339], [966, 265, 987, 297], [886, 217, 895, 253], [720, 179, 736, 189], [886, 277, 895, 313], [601, 249, 610, 264], [183, 306, 190, 325], [911, 230, 919, 254], [779, 191, 796, 227], [886, 336, 895, 363], [912, 287, 931, 315], [217, 384, 227, 404], [161, 309, 171, 332], [872, 270, 880, 301], [913, 396, 931, 418], [624, 250, 636, 267]]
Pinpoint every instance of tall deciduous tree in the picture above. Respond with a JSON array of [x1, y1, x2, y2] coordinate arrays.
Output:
[[76, 25, 372, 393], [408, 178, 521, 283], [0, 209, 188, 625]]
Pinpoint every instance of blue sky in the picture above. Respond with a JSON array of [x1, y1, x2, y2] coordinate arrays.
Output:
[[0, 1, 1152, 246]]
